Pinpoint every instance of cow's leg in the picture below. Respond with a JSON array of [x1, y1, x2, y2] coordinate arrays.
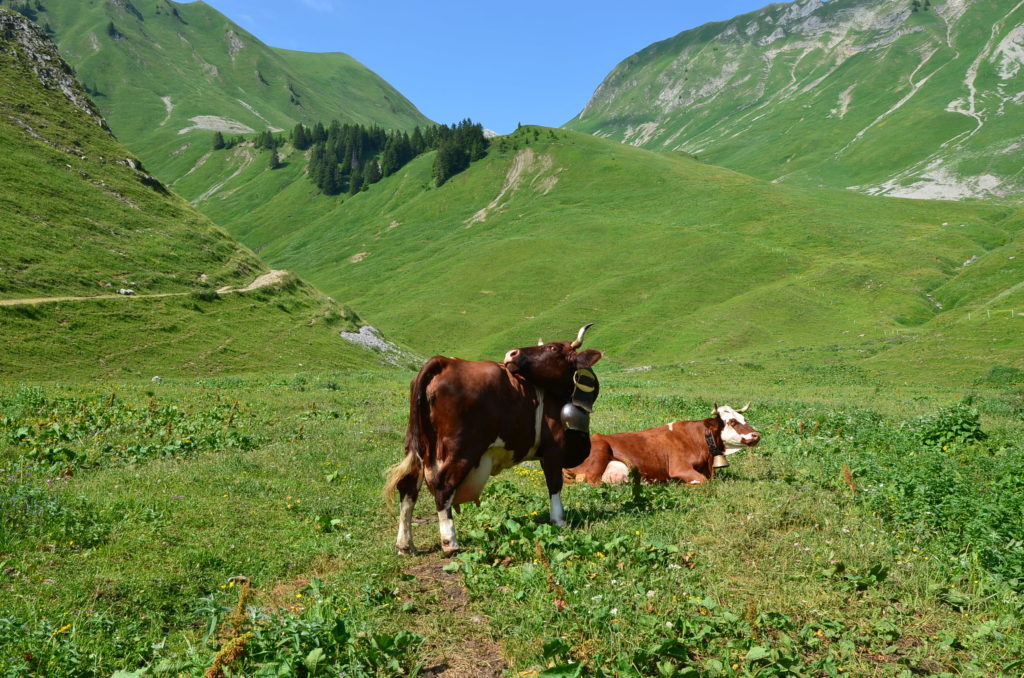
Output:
[[540, 455, 568, 528], [395, 467, 421, 555], [430, 454, 475, 554], [567, 436, 613, 486], [671, 468, 709, 485]]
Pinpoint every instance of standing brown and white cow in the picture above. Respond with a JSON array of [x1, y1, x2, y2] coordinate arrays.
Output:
[[564, 404, 760, 486], [384, 325, 602, 554]]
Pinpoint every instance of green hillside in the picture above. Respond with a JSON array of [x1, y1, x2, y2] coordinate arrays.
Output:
[[0, 7, 378, 379], [6, 0, 431, 184], [198, 126, 1024, 385], [566, 0, 1024, 201]]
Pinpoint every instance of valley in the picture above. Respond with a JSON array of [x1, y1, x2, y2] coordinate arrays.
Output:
[[1, 1, 1022, 676]]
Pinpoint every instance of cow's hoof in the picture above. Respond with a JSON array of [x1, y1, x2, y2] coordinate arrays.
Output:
[[441, 542, 460, 555], [552, 519, 567, 529], [397, 545, 416, 556]]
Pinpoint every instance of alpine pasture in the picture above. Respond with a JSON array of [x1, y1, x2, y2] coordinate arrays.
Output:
[[2, 2, 1024, 677]]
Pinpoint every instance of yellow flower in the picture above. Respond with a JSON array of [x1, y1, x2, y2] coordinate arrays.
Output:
[[53, 624, 71, 635], [296, 593, 303, 599]]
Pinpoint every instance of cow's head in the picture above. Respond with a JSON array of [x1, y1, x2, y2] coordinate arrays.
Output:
[[714, 403, 761, 454], [503, 323, 602, 398]]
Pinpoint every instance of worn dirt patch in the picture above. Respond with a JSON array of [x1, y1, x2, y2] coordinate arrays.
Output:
[[400, 557, 507, 677]]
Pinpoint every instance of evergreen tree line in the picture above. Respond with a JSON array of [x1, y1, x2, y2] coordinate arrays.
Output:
[[212, 129, 281, 152], [295, 118, 488, 196]]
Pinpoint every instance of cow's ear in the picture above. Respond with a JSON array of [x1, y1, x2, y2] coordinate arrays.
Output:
[[576, 349, 602, 368]]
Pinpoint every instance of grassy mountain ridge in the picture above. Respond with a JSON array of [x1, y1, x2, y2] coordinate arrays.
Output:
[[199, 126, 1024, 385], [11, 0, 431, 184], [566, 0, 1024, 200], [0, 7, 378, 379]]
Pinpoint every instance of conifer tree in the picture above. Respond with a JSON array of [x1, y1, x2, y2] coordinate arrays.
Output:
[[348, 163, 363, 195], [292, 123, 311, 151], [268, 149, 281, 170], [363, 158, 382, 187], [212, 131, 225, 150]]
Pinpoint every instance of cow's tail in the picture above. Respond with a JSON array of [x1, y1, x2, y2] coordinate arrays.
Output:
[[382, 450, 421, 507], [383, 358, 443, 506]]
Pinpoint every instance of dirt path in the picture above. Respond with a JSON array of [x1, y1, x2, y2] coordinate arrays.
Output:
[[399, 556, 508, 677], [0, 270, 289, 307]]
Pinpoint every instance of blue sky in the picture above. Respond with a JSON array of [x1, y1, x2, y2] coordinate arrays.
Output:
[[200, 0, 776, 135]]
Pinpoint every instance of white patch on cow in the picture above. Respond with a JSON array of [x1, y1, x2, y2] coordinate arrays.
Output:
[[601, 460, 630, 484], [716, 405, 758, 453], [549, 492, 566, 527], [688, 479, 702, 485], [396, 495, 415, 552], [453, 440, 500, 506], [715, 405, 747, 426], [528, 388, 545, 458], [668, 421, 675, 431], [438, 500, 457, 551]]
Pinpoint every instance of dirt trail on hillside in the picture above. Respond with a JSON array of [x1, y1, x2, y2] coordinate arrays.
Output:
[[0, 270, 289, 307]]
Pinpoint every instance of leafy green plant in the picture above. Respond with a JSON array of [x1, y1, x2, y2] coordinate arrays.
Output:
[[912, 401, 986, 449]]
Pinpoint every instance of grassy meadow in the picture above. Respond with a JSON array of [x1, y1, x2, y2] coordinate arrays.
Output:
[[186, 126, 1024, 385], [2, 357, 1023, 677]]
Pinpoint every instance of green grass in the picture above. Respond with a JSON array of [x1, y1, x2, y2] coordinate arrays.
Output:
[[0, 18, 261, 299], [190, 126, 1024, 388], [1, 368, 1022, 676], [1, 8, 386, 381]]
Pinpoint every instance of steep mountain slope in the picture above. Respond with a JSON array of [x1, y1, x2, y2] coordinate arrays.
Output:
[[207, 126, 1024, 384], [4, 0, 430, 184], [0, 8, 378, 379], [566, 0, 1024, 200]]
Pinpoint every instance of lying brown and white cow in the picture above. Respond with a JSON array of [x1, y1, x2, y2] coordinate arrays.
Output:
[[384, 325, 603, 554], [564, 404, 760, 486]]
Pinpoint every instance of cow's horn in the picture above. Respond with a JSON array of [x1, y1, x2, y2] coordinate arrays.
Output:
[[570, 323, 594, 349], [737, 402, 750, 413], [538, 338, 545, 346]]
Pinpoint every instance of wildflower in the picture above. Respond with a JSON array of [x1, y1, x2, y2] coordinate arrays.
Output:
[[296, 593, 303, 599], [53, 624, 71, 635]]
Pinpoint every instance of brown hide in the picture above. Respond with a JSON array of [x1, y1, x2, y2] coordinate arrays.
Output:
[[565, 407, 759, 485], [389, 329, 602, 554], [406, 357, 541, 504]]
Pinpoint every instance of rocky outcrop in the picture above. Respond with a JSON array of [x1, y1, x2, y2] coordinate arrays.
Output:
[[0, 8, 107, 129]]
